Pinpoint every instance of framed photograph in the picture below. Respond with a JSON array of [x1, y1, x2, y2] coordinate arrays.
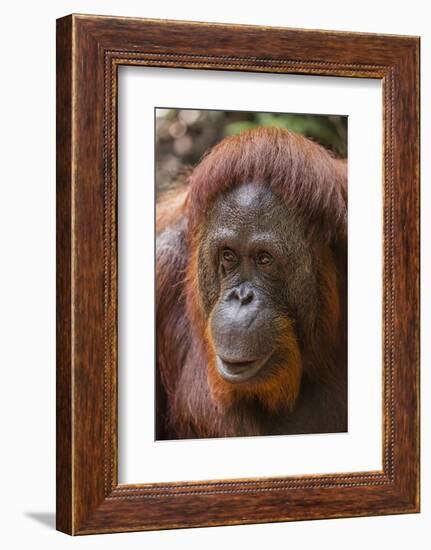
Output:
[[56, 14, 420, 535]]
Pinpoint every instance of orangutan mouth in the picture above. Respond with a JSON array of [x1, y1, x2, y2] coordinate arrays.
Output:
[[216, 351, 274, 383]]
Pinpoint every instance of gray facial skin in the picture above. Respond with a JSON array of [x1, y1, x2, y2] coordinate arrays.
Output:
[[198, 182, 318, 384]]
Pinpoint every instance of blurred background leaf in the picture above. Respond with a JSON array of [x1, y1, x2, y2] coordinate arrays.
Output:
[[155, 109, 347, 196]]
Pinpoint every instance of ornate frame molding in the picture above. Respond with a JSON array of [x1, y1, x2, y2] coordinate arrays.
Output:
[[57, 15, 419, 534]]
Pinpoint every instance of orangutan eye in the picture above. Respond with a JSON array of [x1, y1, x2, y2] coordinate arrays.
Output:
[[257, 252, 273, 266], [222, 248, 237, 264]]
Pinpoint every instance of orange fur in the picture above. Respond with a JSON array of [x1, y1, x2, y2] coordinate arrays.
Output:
[[156, 187, 188, 234], [156, 127, 347, 439], [206, 316, 302, 413], [305, 244, 341, 379]]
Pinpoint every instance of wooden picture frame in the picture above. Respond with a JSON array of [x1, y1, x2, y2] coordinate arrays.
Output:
[[56, 14, 420, 535]]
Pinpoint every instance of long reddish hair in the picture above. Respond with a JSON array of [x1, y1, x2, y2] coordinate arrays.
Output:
[[186, 126, 346, 241], [156, 127, 347, 438]]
